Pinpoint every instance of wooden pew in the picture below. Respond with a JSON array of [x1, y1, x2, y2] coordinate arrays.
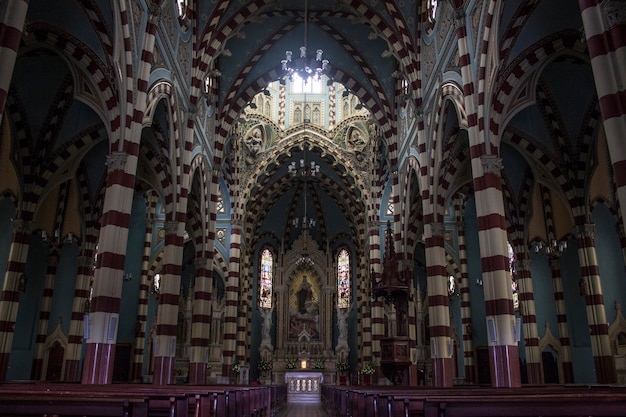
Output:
[[0, 391, 149, 417], [322, 384, 626, 417], [0, 382, 278, 417]]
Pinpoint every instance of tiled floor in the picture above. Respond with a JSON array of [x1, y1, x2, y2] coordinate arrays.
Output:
[[276, 402, 329, 417]]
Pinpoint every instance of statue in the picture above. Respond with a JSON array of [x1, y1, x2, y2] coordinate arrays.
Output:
[[260, 306, 273, 345], [337, 306, 349, 344], [244, 127, 263, 165], [289, 275, 320, 340]]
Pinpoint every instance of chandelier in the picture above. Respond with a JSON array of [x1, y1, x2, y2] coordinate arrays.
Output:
[[290, 144, 319, 229], [281, 0, 329, 83]]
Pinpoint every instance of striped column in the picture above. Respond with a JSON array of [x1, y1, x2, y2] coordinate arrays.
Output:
[[579, 1, 626, 227], [131, 214, 155, 382], [0, 218, 33, 380], [576, 223, 615, 383], [236, 250, 249, 369], [152, 221, 184, 385], [278, 84, 286, 129], [455, 207, 476, 383], [359, 243, 373, 367], [223, 222, 242, 380], [31, 249, 59, 380], [425, 222, 453, 387], [82, 151, 136, 384], [549, 257, 574, 382], [0, 0, 29, 121], [515, 258, 541, 383], [65, 254, 94, 381], [474, 155, 521, 387], [188, 257, 212, 384], [328, 83, 336, 130], [369, 225, 384, 376], [618, 225, 626, 271]]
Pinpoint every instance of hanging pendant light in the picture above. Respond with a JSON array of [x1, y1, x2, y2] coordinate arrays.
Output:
[[280, 0, 329, 84]]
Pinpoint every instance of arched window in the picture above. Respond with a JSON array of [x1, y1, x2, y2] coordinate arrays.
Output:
[[337, 249, 350, 308], [508, 242, 519, 310], [448, 274, 456, 296], [428, 0, 438, 22], [259, 248, 273, 308]]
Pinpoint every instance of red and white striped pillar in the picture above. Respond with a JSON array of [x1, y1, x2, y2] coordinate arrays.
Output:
[[31, 249, 59, 380], [579, 1, 626, 226], [576, 223, 615, 383], [424, 221, 453, 387], [0, 0, 29, 122], [0, 218, 33, 380], [151, 221, 184, 385], [82, 151, 137, 384], [549, 257, 574, 382]]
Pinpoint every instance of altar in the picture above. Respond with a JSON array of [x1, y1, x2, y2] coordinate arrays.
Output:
[[284, 371, 323, 403]]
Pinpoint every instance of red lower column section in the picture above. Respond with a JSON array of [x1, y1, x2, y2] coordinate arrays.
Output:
[[63, 359, 80, 381], [30, 358, 43, 380], [188, 362, 207, 385], [432, 357, 454, 387], [152, 356, 174, 385], [594, 355, 617, 384], [562, 361, 574, 383], [525, 361, 543, 384], [81, 342, 115, 384], [489, 345, 521, 387]]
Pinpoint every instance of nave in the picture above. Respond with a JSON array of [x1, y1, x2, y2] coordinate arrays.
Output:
[[276, 402, 329, 417]]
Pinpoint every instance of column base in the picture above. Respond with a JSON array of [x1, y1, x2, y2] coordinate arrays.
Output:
[[489, 344, 521, 387], [152, 356, 174, 385], [188, 362, 207, 385], [81, 342, 115, 384], [432, 357, 454, 387], [63, 359, 80, 381], [525, 361, 543, 384]]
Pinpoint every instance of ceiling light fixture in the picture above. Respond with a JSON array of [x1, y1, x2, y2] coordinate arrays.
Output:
[[290, 143, 319, 229], [281, 0, 328, 84]]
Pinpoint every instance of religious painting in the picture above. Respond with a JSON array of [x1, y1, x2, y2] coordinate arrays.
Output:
[[289, 271, 321, 340]]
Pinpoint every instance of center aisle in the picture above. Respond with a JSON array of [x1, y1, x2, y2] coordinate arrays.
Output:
[[275, 402, 329, 417]]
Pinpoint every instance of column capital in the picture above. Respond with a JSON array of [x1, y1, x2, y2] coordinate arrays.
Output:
[[481, 154, 503, 177], [106, 152, 128, 173], [428, 222, 445, 237], [164, 220, 179, 235], [12, 219, 34, 233], [576, 223, 595, 238], [602, 0, 626, 28]]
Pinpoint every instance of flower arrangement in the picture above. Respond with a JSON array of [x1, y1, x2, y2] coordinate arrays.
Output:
[[362, 362, 375, 375], [312, 358, 326, 370], [259, 359, 273, 372], [232, 362, 240, 374], [285, 358, 298, 370], [336, 360, 350, 373]]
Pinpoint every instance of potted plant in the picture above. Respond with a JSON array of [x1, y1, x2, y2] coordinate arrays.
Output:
[[361, 362, 375, 385], [313, 358, 326, 370], [285, 358, 298, 370], [258, 359, 272, 375], [336, 360, 349, 385]]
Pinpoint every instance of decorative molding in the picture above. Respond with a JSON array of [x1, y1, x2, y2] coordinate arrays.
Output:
[[106, 152, 128, 173], [480, 154, 503, 176]]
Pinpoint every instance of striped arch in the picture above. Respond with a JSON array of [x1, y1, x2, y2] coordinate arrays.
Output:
[[401, 155, 423, 263], [19, 28, 119, 134], [498, 1, 541, 64], [143, 81, 184, 222], [491, 30, 587, 138]]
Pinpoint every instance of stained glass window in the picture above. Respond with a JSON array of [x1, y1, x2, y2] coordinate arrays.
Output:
[[177, 0, 188, 17], [448, 275, 456, 296], [259, 249, 273, 308], [508, 242, 519, 310], [428, 0, 438, 22], [337, 249, 350, 308]]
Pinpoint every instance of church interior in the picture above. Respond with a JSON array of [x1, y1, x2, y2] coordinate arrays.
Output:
[[1, 0, 626, 413]]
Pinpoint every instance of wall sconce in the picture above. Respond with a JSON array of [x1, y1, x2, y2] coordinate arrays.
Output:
[[123, 272, 133, 281], [66, 232, 74, 244], [475, 278, 483, 287], [40, 230, 47, 241], [301, 360, 307, 369]]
